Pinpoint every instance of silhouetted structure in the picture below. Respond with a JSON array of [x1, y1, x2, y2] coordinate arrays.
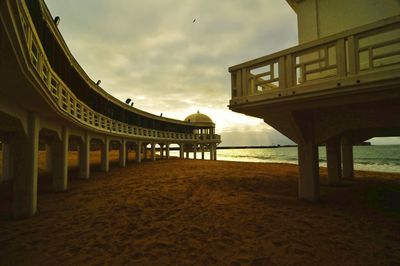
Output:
[[229, 0, 400, 201]]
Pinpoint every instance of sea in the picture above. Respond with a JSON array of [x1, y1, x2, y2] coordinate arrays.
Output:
[[170, 145, 400, 173]]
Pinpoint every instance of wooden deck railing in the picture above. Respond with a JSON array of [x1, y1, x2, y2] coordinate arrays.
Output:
[[229, 16, 400, 105], [16, 0, 220, 143]]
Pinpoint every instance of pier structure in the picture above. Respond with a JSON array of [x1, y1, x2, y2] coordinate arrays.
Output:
[[229, 0, 400, 201], [0, 0, 220, 218]]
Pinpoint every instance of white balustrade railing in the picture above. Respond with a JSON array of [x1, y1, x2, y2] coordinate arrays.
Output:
[[16, 0, 220, 143], [229, 16, 400, 103]]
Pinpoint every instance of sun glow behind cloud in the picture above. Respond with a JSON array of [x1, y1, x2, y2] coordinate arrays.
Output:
[[43, 1, 302, 146]]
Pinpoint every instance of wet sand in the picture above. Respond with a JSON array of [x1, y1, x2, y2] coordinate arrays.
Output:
[[0, 151, 400, 265]]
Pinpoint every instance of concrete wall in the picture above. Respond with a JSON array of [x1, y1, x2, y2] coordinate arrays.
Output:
[[296, 0, 400, 43]]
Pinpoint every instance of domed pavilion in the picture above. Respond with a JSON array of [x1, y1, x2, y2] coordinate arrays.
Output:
[[183, 111, 220, 160]]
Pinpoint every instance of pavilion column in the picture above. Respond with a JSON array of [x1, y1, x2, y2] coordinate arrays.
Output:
[[101, 137, 110, 172], [342, 137, 354, 179], [1, 141, 13, 182], [193, 145, 197, 159], [201, 147, 205, 160], [79, 133, 90, 179], [151, 142, 156, 161], [136, 141, 142, 163], [186, 150, 189, 159], [326, 137, 342, 185], [45, 143, 52, 172], [213, 144, 217, 160], [52, 127, 68, 192], [119, 139, 126, 167], [166, 144, 170, 159], [298, 140, 319, 201], [160, 145, 164, 159], [210, 144, 215, 160], [13, 112, 39, 218], [179, 144, 184, 159]]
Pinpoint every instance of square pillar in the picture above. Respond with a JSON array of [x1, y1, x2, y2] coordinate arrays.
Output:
[[298, 141, 319, 201], [136, 141, 142, 163], [119, 139, 127, 167], [179, 145, 184, 159], [151, 142, 156, 161], [13, 113, 39, 218], [79, 133, 90, 179], [101, 137, 109, 172], [210, 145, 215, 160], [326, 137, 342, 185], [341, 137, 354, 179], [166, 144, 170, 159], [52, 127, 68, 192], [160, 145, 164, 158]]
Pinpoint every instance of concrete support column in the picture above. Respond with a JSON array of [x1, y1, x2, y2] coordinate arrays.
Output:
[[160, 145, 164, 159], [79, 133, 90, 179], [45, 143, 52, 172], [101, 137, 110, 172], [326, 137, 342, 185], [119, 139, 126, 167], [1, 142, 13, 182], [210, 145, 215, 161], [13, 113, 39, 218], [151, 142, 156, 161], [213, 144, 217, 160], [298, 141, 319, 201], [193, 145, 197, 159], [342, 137, 354, 179], [201, 149, 205, 160], [166, 144, 170, 159], [136, 141, 142, 163], [179, 145, 184, 159], [186, 151, 189, 159], [52, 127, 68, 192]]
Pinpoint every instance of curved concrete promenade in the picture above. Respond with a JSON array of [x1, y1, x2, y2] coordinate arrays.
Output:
[[0, 0, 221, 218]]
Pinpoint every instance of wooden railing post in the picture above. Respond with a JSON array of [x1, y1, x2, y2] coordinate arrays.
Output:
[[347, 35, 358, 75], [278, 56, 287, 90], [242, 68, 248, 97], [285, 55, 295, 88], [336, 38, 347, 77]]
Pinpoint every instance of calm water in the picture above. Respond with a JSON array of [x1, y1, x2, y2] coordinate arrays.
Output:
[[170, 145, 400, 173]]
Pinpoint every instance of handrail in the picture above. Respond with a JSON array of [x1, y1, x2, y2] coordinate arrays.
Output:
[[15, 0, 220, 143], [229, 15, 400, 102]]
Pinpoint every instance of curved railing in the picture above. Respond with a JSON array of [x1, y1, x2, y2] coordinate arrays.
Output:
[[14, 0, 220, 143]]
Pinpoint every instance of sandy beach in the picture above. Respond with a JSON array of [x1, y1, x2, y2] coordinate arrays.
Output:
[[0, 151, 400, 265]]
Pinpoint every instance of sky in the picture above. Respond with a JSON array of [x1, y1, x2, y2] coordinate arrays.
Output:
[[45, 0, 399, 146]]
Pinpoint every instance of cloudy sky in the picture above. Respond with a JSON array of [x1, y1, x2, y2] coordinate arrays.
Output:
[[45, 0, 399, 146]]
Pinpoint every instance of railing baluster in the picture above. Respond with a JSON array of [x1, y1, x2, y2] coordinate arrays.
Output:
[[278, 56, 287, 89], [336, 38, 347, 77]]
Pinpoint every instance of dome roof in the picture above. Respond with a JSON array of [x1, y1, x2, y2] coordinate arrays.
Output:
[[184, 111, 214, 125]]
